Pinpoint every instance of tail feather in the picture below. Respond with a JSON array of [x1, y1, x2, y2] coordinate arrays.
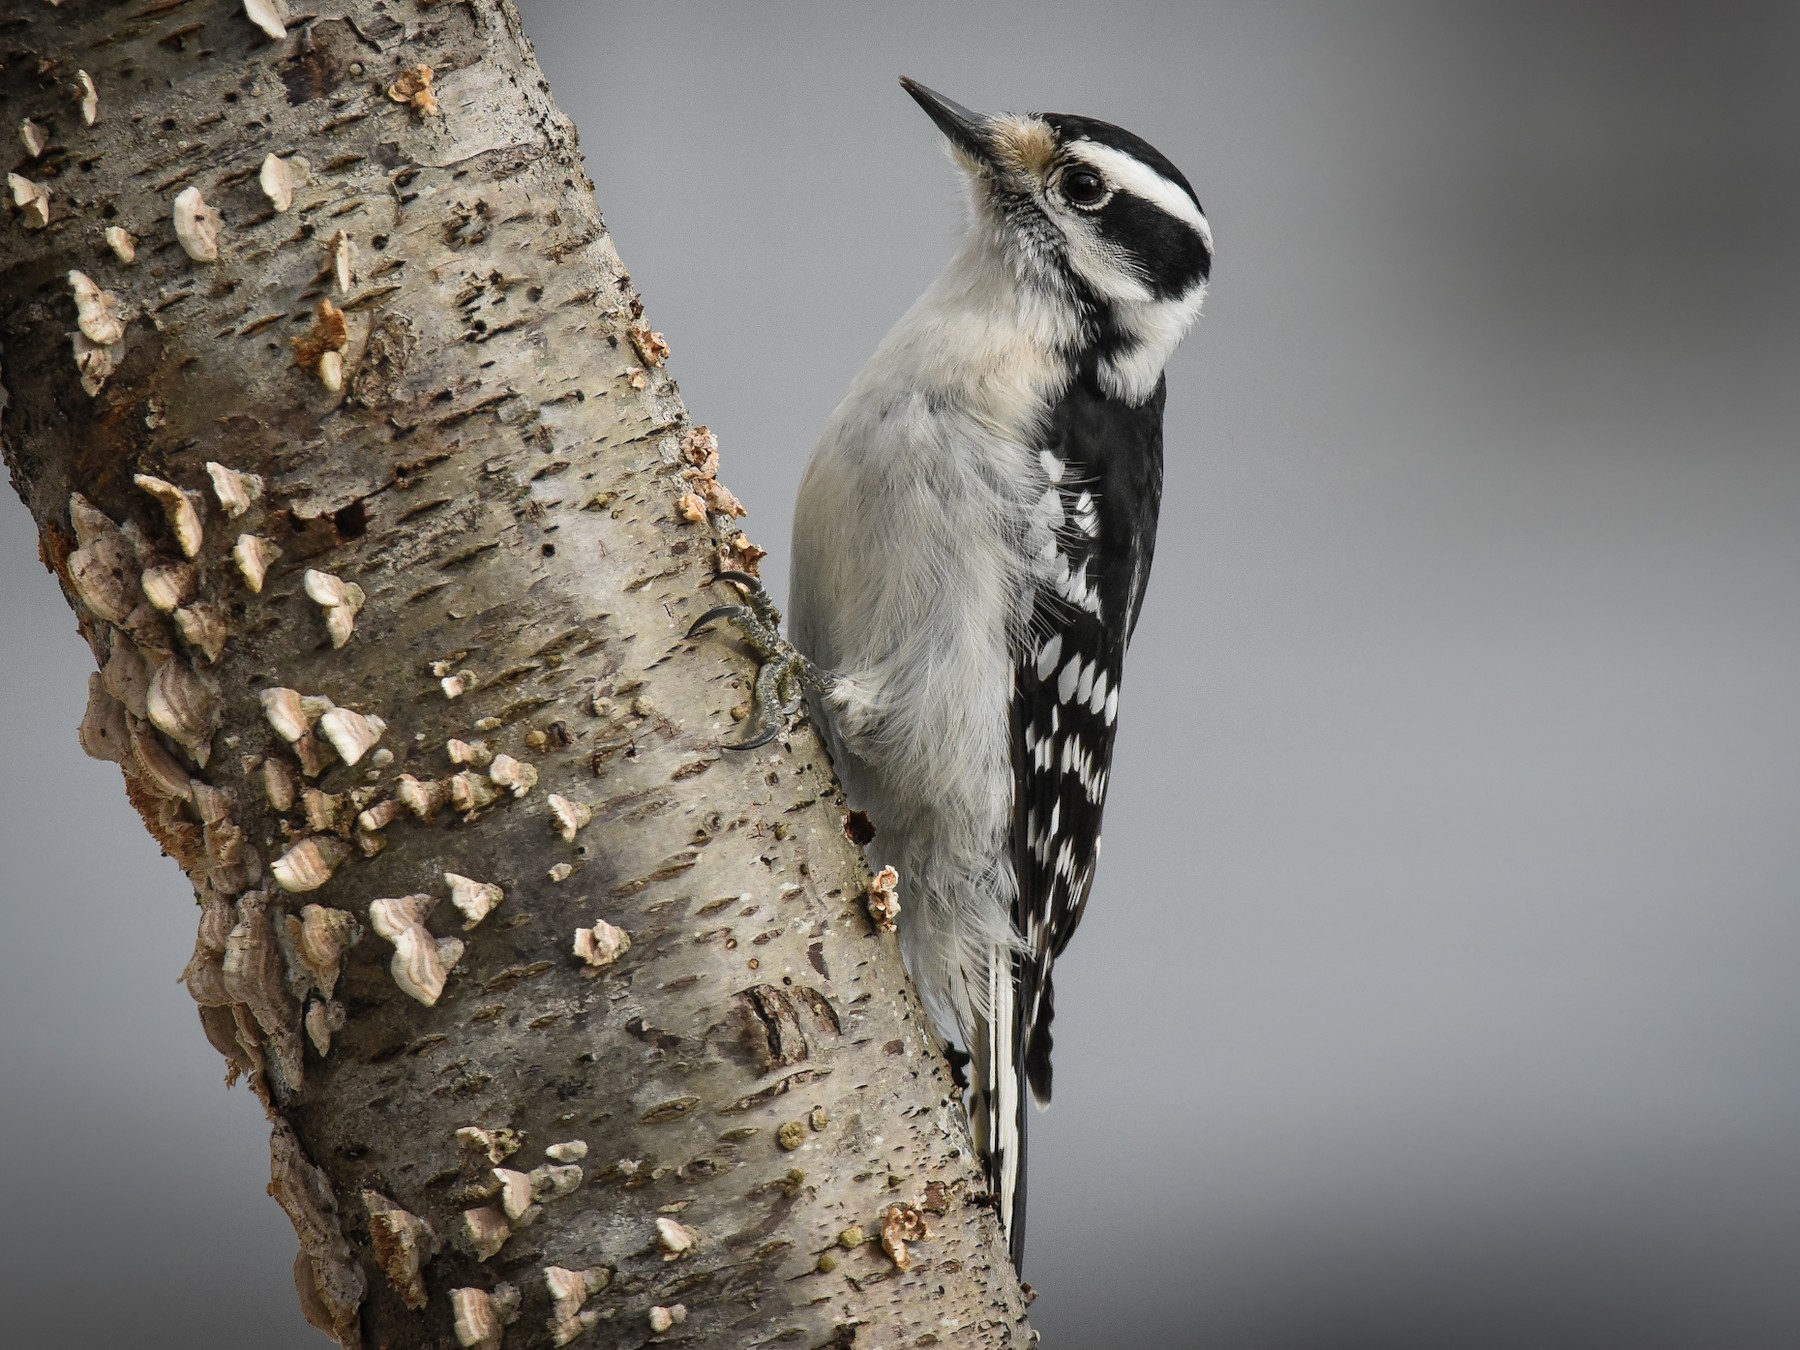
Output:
[[970, 958, 1031, 1270]]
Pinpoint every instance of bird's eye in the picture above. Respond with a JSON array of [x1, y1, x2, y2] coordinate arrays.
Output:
[[1060, 168, 1106, 206]]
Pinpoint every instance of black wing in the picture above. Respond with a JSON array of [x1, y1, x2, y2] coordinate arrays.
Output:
[[1012, 368, 1167, 1105]]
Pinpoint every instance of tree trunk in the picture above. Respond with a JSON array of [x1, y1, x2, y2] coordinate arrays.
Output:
[[0, 3, 1032, 1346]]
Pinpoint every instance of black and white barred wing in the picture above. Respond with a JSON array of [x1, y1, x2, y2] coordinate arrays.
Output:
[[1011, 373, 1166, 1105]]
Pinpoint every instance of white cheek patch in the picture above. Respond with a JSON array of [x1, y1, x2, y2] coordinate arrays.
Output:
[[1069, 141, 1213, 254]]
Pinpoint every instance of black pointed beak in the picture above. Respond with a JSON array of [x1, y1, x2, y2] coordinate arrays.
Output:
[[900, 77, 994, 166]]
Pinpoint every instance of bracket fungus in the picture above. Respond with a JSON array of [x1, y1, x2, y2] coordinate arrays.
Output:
[[140, 562, 197, 613], [303, 569, 366, 648], [105, 225, 137, 264], [388, 64, 440, 116], [450, 1286, 503, 1350], [396, 773, 452, 821], [259, 152, 309, 212], [260, 686, 330, 743], [75, 69, 98, 125], [244, 0, 289, 41], [370, 894, 462, 1006], [174, 602, 229, 663], [206, 461, 264, 517], [654, 1216, 699, 1261], [146, 657, 218, 766], [547, 793, 591, 842], [647, 1305, 687, 1334], [488, 754, 537, 798], [627, 323, 670, 368], [329, 230, 354, 294], [545, 1265, 610, 1347], [317, 706, 386, 766], [291, 904, 361, 999], [457, 1125, 523, 1165], [544, 1140, 588, 1164], [880, 1202, 932, 1270], [292, 299, 350, 392], [572, 919, 630, 972], [66, 498, 140, 623], [233, 534, 280, 593], [446, 770, 499, 815], [462, 1205, 512, 1262], [364, 1191, 438, 1311], [867, 864, 901, 933], [445, 873, 504, 929], [8, 173, 50, 228], [133, 474, 204, 558], [271, 836, 351, 893], [68, 270, 126, 345], [20, 119, 47, 158], [491, 1168, 540, 1226], [172, 186, 221, 262]]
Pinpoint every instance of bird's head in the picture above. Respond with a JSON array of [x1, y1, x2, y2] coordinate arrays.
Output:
[[901, 77, 1212, 365]]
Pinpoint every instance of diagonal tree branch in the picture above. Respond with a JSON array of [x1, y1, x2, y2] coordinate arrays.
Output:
[[0, 2, 1031, 1345]]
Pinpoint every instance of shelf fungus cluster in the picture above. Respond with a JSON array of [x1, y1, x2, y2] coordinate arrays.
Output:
[[572, 918, 630, 973], [293, 298, 351, 393], [866, 864, 901, 934], [459, 1140, 589, 1267], [304, 568, 366, 648], [545, 1265, 612, 1347], [68, 269, 127, 396], [370, 894, 464, 1006], [364, 1190, 439, 1312], [450, 1283, 520, 1350]]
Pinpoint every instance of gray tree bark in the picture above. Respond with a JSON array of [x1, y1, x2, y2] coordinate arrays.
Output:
[[0, 2, 1032, 1345]]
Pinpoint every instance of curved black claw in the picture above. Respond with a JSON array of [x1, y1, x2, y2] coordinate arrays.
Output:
[[686, 603, 755, 640], [685, 576, 820, 751]]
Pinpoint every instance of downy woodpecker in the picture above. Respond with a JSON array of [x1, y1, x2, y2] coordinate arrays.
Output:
[[700, 80, 1211, 1266]]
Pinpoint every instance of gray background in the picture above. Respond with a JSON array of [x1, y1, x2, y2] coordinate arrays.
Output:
[[4, 2, 1798, 1346]]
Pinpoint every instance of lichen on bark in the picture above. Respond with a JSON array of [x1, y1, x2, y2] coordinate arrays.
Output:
[[0, 1, 1031, 1345]]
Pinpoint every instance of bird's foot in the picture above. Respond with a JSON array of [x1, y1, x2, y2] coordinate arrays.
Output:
[[687, 571, 824, 750]]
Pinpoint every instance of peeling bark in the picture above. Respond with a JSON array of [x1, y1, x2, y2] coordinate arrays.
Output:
[[0, 3, 1032, 1346]]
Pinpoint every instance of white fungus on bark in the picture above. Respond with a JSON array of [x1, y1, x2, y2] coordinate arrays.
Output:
[[370, 895, 462, 1006], [104, 225, 137, 264], [547, 793, 591, 842], [206, 461, 264, 517], [244, 0, 290, 42], [75, 70, 98, 125], [8, 173, 49, 228], [146, 657, 218, 766], [303, 568, 366, 648], [68, 270, 126, 345], [172, 186, 222, 262], [259, 152, 309, 212], [492, 1168, 541, 1226], [271, 836, 351, 893], [140, 562, 196, 613], [462, 1206, 511, 1262], [488, 754, 537, 798], [233, 534, 280, 592], [445, 873, 504, 929], [317, 707, 386, 766], [132, 474, 204, 558], [572, 919, 630, 972], [330, 230, 354, 294], [19, 119, 47, 158], [450, 1286, 503, 1350]]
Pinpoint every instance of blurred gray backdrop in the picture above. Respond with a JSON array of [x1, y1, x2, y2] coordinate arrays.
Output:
[[4, 2, 1799, 1346]]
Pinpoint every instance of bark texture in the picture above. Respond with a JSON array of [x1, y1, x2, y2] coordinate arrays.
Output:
[[0, 2, 1032, 1345]]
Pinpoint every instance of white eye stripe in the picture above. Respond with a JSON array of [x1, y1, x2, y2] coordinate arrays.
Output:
[[1067, 142, 1212, 253]]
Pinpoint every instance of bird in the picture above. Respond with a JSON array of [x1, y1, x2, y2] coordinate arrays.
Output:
[[693, 78, 1211, 1267]]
